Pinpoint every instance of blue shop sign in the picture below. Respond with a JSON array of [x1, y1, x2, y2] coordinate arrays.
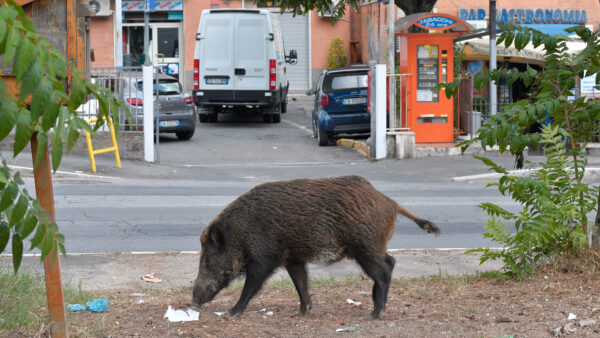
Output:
[[459, 8, 587, 25], [417, 16, 457, 29]]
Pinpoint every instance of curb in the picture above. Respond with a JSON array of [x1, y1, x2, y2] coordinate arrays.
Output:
[[337, 139, 370, 157]]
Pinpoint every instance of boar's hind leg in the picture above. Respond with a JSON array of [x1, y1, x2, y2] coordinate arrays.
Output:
[[229, 261, 276, 317], [285, 263, 312, 316], [356, 253, 395, 320]]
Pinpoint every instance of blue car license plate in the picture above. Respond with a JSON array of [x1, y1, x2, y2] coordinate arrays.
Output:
[[342, 97, 367, 105], [159, 120, 180, 127]]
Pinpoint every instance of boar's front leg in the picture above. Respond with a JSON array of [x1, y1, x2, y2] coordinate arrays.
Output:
[[285, 263, 312, 316], [229, 261, 276, 317]]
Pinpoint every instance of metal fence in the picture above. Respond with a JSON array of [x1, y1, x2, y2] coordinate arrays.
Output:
[[77, 66, 154, 132], [387, 73, 412, 131]]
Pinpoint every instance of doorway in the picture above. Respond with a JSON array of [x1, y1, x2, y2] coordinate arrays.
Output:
[[123, 22, 182, 81]]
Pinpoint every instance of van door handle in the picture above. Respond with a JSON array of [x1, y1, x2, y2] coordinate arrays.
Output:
[[234, 68, 246, 75]]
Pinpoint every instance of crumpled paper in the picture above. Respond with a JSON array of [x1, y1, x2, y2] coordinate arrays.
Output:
[[164, 305, 199, 322], [141, 272, 163, 283]]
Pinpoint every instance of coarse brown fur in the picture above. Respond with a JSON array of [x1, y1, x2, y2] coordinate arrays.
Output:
[[192, 175, 439, 319]]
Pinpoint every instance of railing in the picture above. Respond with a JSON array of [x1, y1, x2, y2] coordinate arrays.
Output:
[[387, 73, 412, 132], [77, 66, 151, 132]]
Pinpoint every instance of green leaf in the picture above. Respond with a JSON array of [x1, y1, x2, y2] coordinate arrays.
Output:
[[41, 101, 60, 132], [504, 32, 515, 48], [51, 133, 63, 172], [0, 222, 9, 253], [30, 78, 52, 121], [33, 131, 48, 170], [66, 127, 80, 152], [14, 38, 33, 81], [67, 76, 87, 111], [12, 233, 23, 272], [20, 214, 37, 239], [19, 61, 41, 101], [0, 182, 18, 212], [13, 109, 33, 156], [29, 221, 44, 250], [41, 231, 53, 260], [475, 156, 508, 174], [9, 195, 28, 225], [2, 27, 18, 68], [0, 94, 18, 141]]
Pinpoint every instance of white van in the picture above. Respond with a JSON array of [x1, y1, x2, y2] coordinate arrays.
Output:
[[193, 9, 298, 123]]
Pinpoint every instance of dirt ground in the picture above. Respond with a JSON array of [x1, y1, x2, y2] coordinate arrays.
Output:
[[41, 268, 600, 337], [5, 253, 600, 337]]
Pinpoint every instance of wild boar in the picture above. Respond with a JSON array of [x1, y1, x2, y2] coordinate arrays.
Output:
[[192, 175, 439, 319]]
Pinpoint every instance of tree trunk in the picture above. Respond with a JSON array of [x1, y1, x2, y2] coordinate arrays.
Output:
[[395, 0, 436, 15], [592, 190, 600, 250]]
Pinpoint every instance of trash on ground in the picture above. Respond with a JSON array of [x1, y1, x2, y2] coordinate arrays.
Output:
[[135, 299, 145, 304], [87, 298, 109, 312], [130, 292, 146, 297], [336, 327, 359, 332], [67, 304, 86, 312], [564, 323, 577, 334], [579, 319, 596, 327], [568, 313, 577, 320], [266, 311, 273, 316], [164, 305, 199, 322], [68, 298, 108, 313], [346, 299, 361, 306], [214, 312, 226, 316], [141, 272, 163, 283]]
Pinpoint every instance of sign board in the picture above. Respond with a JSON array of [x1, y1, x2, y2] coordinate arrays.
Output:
[[122, 0, 182, 12], [417, 16, 456, 29], [581, 73, 598, 94]]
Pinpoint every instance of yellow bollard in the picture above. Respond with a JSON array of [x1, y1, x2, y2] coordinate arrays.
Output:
[[85, 117, 122, 173]]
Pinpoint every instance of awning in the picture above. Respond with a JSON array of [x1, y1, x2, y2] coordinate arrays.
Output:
[[459, 35, 586, 65]]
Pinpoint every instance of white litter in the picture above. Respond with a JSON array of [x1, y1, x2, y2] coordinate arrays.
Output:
[[135, 299, 145, 304], [130, 293, 146, 297], [266, 311, 273, 316], [164, 306, 199, 322], [568, 313, 577, 320], [346, 299, 362, 306], [214, 312, 226, 316]]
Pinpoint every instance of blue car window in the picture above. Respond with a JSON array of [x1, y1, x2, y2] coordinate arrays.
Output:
[[323, 72, 368, 92]]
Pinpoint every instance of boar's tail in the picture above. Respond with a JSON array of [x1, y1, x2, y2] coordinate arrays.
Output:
[[395, 204, 440, 235]]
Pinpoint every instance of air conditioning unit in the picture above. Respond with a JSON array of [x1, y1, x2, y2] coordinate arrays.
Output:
[[88, 0, 113, 17], [318, 0, 339, 18]]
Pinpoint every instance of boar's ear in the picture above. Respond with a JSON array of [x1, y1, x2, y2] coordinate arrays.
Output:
[[208, 226, 225, 251]]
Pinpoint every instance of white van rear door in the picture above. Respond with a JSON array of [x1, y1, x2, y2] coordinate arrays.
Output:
[[234, 13, 269, 90], [199, 15, 234, 90]]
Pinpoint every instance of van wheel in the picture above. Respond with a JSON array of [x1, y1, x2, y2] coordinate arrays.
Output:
[[272, 104, 281, 123], [317, 124, 329, 146], [281, 99, 287, 114], [272, 112, 281, 123]]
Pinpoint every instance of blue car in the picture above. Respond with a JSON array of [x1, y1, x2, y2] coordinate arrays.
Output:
[[306, 66, 370, 146]]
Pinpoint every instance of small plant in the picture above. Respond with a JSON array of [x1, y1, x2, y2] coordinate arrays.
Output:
[[467, 124, 598, 279], [327, 38, 347, 69]]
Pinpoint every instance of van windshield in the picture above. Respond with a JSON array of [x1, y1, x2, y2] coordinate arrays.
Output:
[[136, 80, 181, 95]]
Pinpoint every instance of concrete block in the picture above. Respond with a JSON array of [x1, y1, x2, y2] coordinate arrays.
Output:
[[392, 132, 415, 159]]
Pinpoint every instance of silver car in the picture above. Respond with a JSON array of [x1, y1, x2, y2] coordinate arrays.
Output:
[[122, 72, 196, 140]]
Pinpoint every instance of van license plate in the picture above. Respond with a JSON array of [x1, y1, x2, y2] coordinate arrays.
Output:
[[342, 97, 367, 105], [205, 78, 228, 85], [159, 120, 180, 127]]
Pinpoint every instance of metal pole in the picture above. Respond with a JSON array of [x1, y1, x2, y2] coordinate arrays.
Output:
[[31, 135, 67, 337], [115, 0, 123, 67], [369, 61, 376, 159], [144, 0, 150, 66], [388, 1, 395, 130], [489, 0, 497, 115]]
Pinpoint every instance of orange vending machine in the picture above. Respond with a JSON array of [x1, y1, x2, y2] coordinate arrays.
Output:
[[396, 13, 472, 143]]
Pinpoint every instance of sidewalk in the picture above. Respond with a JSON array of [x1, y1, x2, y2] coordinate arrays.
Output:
[[2, 250, 504, 292]]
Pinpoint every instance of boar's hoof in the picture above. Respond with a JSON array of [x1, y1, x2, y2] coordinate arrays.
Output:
[[367, 311, 382, 320]]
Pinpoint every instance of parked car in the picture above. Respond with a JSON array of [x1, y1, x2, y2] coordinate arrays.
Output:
[[193, 9, 298, 124], [306, 66, 370, 146], [122, 72, 196, 140]]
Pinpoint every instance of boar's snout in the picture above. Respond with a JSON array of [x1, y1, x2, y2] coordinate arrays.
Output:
[[192, 278, 219, 307]]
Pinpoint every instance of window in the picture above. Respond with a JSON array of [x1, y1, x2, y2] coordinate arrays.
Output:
[[323, 72, 368, 92]]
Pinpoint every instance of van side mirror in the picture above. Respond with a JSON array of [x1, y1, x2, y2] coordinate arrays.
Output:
[[306, 89, 315, 96], [286, 50, 298, 65]]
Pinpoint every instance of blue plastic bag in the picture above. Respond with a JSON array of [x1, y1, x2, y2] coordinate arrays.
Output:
[[86, 298, 108, 313], [67, 304, 86, 312]]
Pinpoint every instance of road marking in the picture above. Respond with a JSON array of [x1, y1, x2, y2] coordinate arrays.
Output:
[[8, 165, 122, 180], [452, 166, 600, 181], [283, 119, 312, 135], [181, 161, 355, 168]]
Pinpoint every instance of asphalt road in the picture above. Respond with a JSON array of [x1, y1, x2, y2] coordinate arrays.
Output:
[[6, 96, 597, 254]]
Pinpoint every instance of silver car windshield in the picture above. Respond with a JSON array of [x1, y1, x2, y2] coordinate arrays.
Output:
[[136, 80, 181, 95]]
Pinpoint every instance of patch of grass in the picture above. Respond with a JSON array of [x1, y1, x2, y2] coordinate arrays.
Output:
[[0, 264, 99, 335], [0, 265, 49, 332]]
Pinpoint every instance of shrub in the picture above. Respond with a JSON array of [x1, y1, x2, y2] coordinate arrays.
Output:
[[327, 38, 347, 69]]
